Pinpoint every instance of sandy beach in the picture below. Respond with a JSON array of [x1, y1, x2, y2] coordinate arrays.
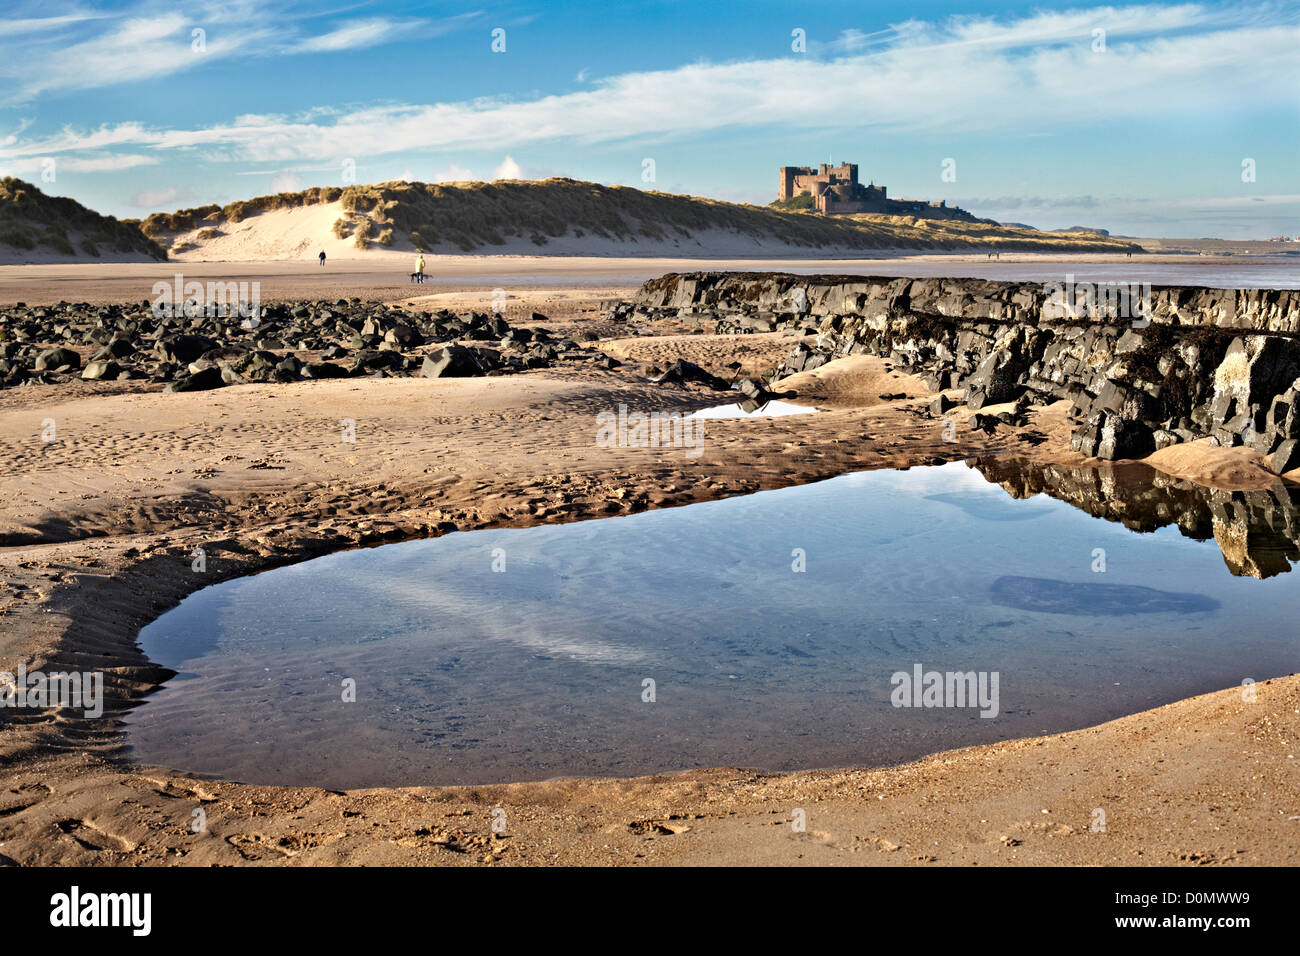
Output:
[[3, 251, 1297, 307], [1, 269, 1296, 867]]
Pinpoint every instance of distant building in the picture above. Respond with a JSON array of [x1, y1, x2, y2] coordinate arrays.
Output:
[[777, 161, 983, 222]]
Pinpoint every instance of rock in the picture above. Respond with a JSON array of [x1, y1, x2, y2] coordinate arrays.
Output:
[[963, 348, 1026, 408], [420, 345, 483, 378], [353, 349, 405, 372], [34, 347, 81, 371], [303, 362, 349, 379], [103, 336, 135, 358], [384, 324, 423, 348], [1070, 423, 1101, 457], [81, 359, 122, 381], [156, 334, 215, 365], [1152, 428, 1182, 450], [1096, 413, 1154, 460], [164, 366, 226, 392], [1269, 439, 1300, 474], [930, 393, 955, 416], [654, 359, 730, 390]]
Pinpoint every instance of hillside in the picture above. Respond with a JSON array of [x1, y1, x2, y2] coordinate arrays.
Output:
[[141, 179, 1145, 261], [0, 178, 168, 264]]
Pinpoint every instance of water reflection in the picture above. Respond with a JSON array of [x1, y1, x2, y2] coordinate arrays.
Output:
[[969, 456, 1300, 579], [126, 461, 1300, 789]]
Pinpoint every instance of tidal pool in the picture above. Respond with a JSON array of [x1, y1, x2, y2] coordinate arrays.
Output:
[[126, 460, 1300, 789]]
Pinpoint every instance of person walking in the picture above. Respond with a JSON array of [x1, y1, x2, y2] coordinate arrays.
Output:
[[415, 253, 426, 284], [318, 250, 326, 266]]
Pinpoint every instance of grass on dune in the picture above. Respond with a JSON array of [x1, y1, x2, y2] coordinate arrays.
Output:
[[0, 178, 168, 260], [142, 178, 1145, 255]]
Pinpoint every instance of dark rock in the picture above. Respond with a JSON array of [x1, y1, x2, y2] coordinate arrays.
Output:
[[1096, 413, 1155, 460], [81, 359, 122, 381], [420, 345, 483, 378], [165, 366, 226, 392], [34, 347, 81, 371], [156, 334, 215, 365], [301, 361, 349, 379], [654, 359, 731, 390]]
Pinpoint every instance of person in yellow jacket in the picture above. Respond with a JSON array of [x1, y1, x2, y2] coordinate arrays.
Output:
[[414, 254, 426, 284]]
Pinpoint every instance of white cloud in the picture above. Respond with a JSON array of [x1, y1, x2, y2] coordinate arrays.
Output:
[[0, 3, 484, 101], [0, 13, 109, 38], [11, 3, 1296, 164], [430, 162, 476, 183], [1, 152, 158, 175], [2, 3, 1295, 194], [293, 18, 415, 54], [494, 155, 523, 180]]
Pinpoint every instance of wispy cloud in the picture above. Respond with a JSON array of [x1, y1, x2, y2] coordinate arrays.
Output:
[[289, 13, 482, 54], [6, 3, 1293, 168], [0, 12, 110, 38], [0, 2, 483, 101]]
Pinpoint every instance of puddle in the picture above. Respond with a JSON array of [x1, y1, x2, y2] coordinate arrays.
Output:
[[689, 399, 818, 419], [126, 460, 1300, 789]]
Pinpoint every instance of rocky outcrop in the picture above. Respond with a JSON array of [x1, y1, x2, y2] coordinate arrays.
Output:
[[621, 273, 1300, 466], [0, 300, 602, 391]]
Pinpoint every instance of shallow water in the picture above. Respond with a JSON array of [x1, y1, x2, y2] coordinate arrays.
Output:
[[411, 258, 1300, 290], [126, 460, 1300, 789]]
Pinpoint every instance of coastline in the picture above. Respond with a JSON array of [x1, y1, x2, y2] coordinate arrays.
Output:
[[1, 300, 1296, 865]]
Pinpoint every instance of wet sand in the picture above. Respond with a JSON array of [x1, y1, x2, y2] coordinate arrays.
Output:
[[2, 252, 1297, 306]]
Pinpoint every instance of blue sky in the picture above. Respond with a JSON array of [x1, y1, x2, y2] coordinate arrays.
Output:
[[0, 0, 1297, 237]]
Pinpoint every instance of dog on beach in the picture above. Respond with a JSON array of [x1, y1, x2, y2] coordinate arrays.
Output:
[[409, 272, 425, 283]]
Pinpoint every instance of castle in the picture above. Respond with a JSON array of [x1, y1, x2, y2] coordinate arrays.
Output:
[[777, 162, 980, 222]]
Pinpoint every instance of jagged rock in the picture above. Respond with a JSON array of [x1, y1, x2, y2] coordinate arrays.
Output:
[[964, 349, 1024, 408], [930, 393, 955, 416], [1096, 413, 1155, 460], [1269, 439, 1300, 475]]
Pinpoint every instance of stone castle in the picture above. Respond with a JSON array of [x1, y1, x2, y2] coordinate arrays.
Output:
[[778, 162, 981, 222]]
